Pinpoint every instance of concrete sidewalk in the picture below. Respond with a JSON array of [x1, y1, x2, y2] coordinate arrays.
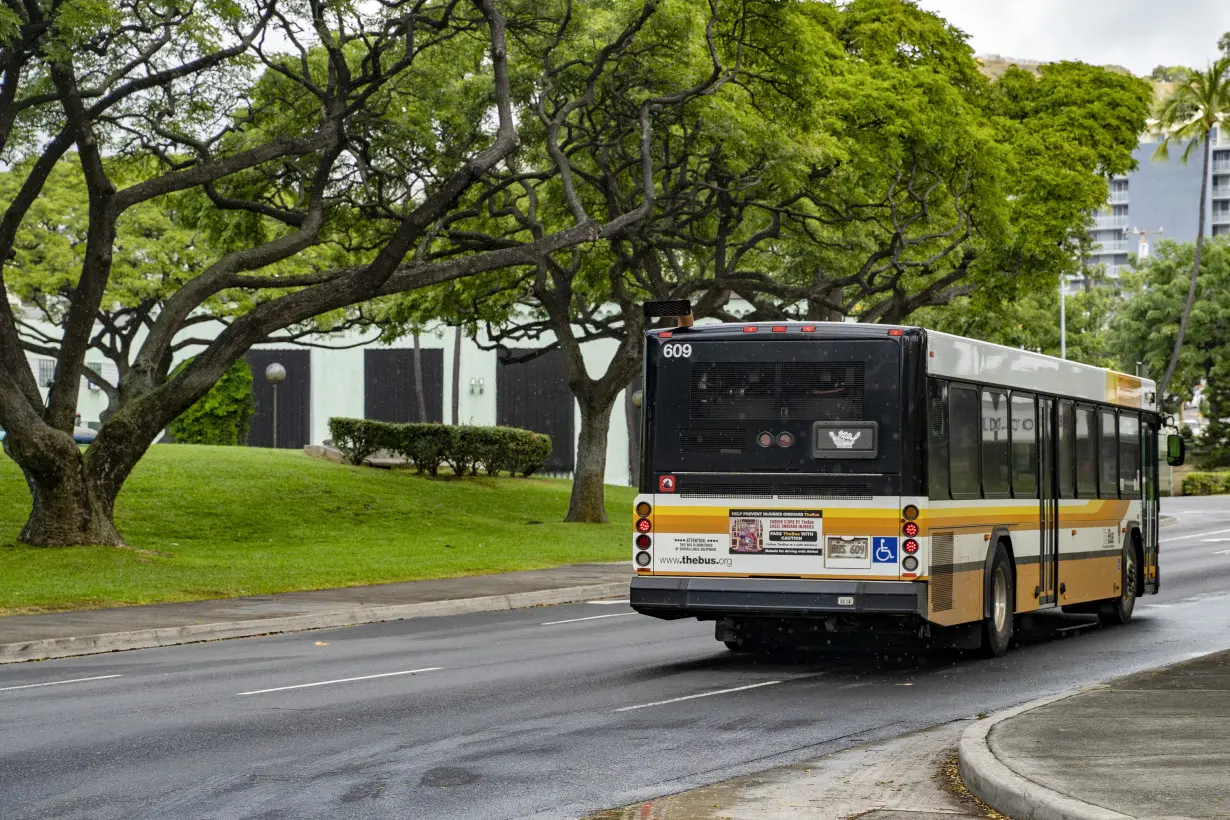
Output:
[[961, 649, 1230, 820], [0, 562, 629, 664]]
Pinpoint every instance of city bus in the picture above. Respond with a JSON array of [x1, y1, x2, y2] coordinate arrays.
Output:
[[629, 302, 1185, 656]]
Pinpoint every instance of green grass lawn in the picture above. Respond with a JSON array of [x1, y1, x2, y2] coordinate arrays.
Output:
[[0, 445, 635, 614]]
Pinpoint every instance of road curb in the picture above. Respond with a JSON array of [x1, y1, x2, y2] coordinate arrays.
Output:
[[958, 688, 1132, 820], [0, 581, 630, 664]]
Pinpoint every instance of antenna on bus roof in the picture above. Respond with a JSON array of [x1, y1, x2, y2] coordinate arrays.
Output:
[[643, 299, 694, 328]]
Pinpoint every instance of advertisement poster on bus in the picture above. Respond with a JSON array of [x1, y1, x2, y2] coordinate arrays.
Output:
[[728, 510, 822, 556]]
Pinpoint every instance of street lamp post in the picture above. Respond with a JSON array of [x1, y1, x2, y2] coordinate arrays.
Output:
[[264, 362, 286, 448], [1060, 274, 1067, 360]]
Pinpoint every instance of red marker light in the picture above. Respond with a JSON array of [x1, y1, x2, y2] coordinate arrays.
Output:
[[772, 326, 787, 333], [888, 329, 905, 337], [777, 431, 795, 448], [903, 538, 919, 554], [801, 325, 816, 332], [636, 517, 652, 533], [743, 326, 758, 333], [758, 431, 774, 448], [903, 521, 919, 537], [659, 331, 673, 339]]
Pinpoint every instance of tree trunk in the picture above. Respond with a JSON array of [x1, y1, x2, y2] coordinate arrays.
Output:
[[412, 332, 427, 422], [1158, 130, 1212, 402], [566, 392, 617, 523], [5, 434, 124, 547], [452, 326, 462, 425]]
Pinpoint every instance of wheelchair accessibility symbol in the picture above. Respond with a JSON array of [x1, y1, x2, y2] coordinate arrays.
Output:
[[872, 537, 898, 564]]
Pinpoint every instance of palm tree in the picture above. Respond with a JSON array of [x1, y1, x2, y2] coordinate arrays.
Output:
[[1152, 56, 1230, 404]]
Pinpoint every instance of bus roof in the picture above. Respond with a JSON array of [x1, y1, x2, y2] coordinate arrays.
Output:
[[927, 330, 1156, 412], [644, 321, 1156, 413]]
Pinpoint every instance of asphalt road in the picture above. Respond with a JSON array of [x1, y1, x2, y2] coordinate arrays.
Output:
[[3, 496, 1230, 820]]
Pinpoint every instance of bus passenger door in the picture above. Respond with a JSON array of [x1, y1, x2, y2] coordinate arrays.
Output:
[[1142, 419, 1160, 590], [1038, 397, 1059, 605]]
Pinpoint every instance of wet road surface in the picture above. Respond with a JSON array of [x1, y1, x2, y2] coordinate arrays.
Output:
[[3, 496, 1229, 819]]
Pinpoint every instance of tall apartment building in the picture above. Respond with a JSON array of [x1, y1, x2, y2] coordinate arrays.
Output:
[[1085, 124, 1230, 287]]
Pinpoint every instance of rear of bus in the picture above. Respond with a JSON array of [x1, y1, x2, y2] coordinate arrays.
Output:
[[629, 320, 930, 648]]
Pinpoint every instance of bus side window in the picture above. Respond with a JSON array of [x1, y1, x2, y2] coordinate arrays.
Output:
[[928, 380, 951, 500], [1099, 409, 1119, 499], [949, 384, 980, 499], [1058, 400, 1075, 498], [1075, 405, 1098, 497], [1119, 413, 1141, 498], [981, 389, 1010, 498], [1010, 392, 1038, 499]]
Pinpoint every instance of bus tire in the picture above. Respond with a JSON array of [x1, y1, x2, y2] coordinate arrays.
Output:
[[1098, 540, 1138, 626], [981, 544, 1015, 657]]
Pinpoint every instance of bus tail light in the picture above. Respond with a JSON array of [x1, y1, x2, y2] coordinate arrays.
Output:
[[636, 501, 651, 517], [902, 555, 919, 572], [636, 517, 652, 533], [635, 550, 652, 567], [902, 504, 919, 521], [903, 539, 919, 554], [903, 521, 919, 537], [636, 534, 651, 550]]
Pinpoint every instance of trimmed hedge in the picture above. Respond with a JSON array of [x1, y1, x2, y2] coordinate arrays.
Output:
[[327, 418, 552, 477], [1180, 471, 1230, 496]]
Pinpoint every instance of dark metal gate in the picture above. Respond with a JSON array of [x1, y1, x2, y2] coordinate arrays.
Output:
[[497, 347, 575, 473], [246, 349, 311, 449], [364, 348, 444, 423]]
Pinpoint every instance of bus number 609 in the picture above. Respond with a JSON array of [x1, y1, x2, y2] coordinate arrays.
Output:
[[662, 343, 692, 359]]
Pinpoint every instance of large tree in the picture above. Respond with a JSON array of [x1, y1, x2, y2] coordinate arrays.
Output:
[[1151, 55, 1230, 403], [391, 0, 1151, 524], [0, 0, 730, 546]]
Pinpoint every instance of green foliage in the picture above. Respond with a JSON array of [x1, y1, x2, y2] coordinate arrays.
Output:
[[917, 269, 1122, 366], [167, 360, 254, 446], [1150, 66, 1191, 82], [0, 158, 211, 315], [1153, 57, 1230, 165], [1180, 472, 1230, 496], [326, 418, 387, 466], [1110, 238, 1230, 405], [327, 418, 552, 477]]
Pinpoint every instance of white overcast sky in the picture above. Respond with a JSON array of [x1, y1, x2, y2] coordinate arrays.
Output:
[[919, 1, 1228, 75]]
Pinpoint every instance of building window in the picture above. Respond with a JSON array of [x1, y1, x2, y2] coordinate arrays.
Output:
[[36, 358, 56, 388], [928, 380, 950, 501], [1011, 393, 1038, 499], [1075, 405, 1098, 497], [1058, 400, 1076, 499], [949, 384, 980, 499], [981, 389, 1010, 497], [1119, 413, 1141, 498], [1099, 409, 1118, 499]]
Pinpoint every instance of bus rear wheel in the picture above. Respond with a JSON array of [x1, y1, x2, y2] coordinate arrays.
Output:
[[1098, 542, 1138, 626], [981, 544, 1015, 658]]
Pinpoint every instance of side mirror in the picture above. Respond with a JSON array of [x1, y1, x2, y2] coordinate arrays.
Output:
[[1166, 434, 1186, 467]]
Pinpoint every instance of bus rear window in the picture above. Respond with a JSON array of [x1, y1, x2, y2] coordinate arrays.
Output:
[[646, 338, 902, 476]]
